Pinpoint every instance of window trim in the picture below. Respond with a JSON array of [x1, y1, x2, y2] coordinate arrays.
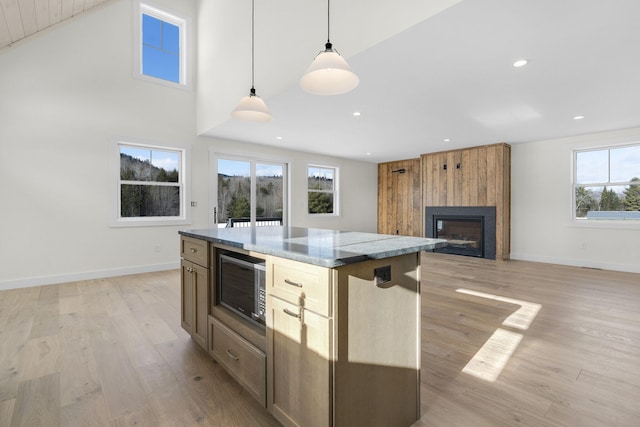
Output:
[[133, 1, 192, 90], [572, 141, 640, 227], [111, 139, 191, 227], [307, 164, 339, 216]]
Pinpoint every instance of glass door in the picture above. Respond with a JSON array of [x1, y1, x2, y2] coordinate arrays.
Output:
[[213, 156, 286, 228], [256, 163, 284, 223]]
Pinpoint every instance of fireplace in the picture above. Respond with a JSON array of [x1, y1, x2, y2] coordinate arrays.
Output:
[[425, 206, 496, 259]]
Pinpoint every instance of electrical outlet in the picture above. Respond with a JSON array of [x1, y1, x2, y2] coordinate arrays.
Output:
[[191, 201, 198, 207]]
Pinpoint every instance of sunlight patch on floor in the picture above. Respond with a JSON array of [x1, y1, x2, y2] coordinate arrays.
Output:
[[456, 288, 542, 382], [461, 327, 523, 381], [456, 288, 541, 330]]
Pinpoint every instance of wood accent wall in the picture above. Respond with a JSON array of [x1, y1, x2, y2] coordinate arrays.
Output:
[[421, 143, 511, 260], [378, 158, 422, 237]]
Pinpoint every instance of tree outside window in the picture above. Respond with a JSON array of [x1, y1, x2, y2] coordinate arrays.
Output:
[[574, 144, 640, 220], [119, 144, 184, 219], [308, 166, 337, 215]]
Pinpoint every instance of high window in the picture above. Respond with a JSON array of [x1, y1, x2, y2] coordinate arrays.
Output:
[[135, 2, 190, 87], [307, 165, 338, 215], [116, 142, 188, 226], [574, 143, 640, 220]]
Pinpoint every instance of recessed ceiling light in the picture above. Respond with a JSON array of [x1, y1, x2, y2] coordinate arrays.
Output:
[[366, 152, 372, 156], [444, 138, 451, 142], [275, 136, 283, 140], [353, 111, 361, 116], [513, 59, 528, 68], [573, 115, 585, 120]]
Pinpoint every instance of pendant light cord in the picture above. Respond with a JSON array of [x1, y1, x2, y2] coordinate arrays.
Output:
[[327, 0, 330, 43], [251, 0, 255, 91]]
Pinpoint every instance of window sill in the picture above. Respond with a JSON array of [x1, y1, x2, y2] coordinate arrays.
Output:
[[133, 73, 192, 92], [571, 219, 640, 230], [111, 217, 191, 228]]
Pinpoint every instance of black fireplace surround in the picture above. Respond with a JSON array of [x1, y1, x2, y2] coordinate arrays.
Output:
[[425, 206, 497, 260]]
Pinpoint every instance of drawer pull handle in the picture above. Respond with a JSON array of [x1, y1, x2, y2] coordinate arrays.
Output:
[[225, 349, 240, 361], [284, 279, 303, 288], [190, 248, 197, 253], [283, 308, 301, 319]]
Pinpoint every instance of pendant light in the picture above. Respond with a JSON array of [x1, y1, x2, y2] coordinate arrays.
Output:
[[300, 0, 359, 95], [232, 0, 272, 122]]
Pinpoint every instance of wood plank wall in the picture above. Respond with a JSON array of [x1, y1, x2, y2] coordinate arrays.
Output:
[[377, 143, 510, 259], [378, 158, 422, 237], [421, 143, 511, 260]]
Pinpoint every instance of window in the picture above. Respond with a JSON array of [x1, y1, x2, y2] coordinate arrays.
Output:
[[574, 143, 640, 220], [214, 157, 287, 228], [134, 2, 190, 87], [308, 165, 338, 215], [116, 142, 188, 226]]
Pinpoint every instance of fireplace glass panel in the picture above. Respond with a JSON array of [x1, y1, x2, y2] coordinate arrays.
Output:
[[434, 216, 483, 257]]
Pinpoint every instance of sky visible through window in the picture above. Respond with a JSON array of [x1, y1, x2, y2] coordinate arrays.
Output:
[[121, 146, 180, 174], [576, 145, 640, 185], [218, 159, 283, 177], [142, 14, 180, 83]]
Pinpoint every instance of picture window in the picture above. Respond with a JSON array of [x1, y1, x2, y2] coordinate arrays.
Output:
[[574, 143, 640, 220], [114, 142, 189, 226]]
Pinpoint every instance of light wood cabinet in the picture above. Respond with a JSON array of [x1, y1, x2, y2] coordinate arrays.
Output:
[[210, 317, 266, 406], [180, 233, 423, 426], [180, 236, 210, 350], [269, 257, 332, 317], [267, 295, 331, 427], [421, 143, 511, 260], [378, 158, 422, 237], [266, 254, 421, 427]]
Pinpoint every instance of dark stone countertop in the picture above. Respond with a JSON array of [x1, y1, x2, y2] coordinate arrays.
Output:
[[179, 226, 447, 268]]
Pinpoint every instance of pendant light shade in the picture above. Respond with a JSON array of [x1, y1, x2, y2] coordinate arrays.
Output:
[[232, 0, 272, 121], [232, 88, 272, 122], [300, 0, 358, 95], [300, 42, 359, 95]]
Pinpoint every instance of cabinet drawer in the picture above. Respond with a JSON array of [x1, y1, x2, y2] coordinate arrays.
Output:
[[269, 258, 331, 317], [181, 236, 209, 267], [210, 317, 266, 406]]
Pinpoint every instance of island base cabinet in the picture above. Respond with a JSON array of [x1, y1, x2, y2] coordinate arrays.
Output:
[[267, 296, 331, 427], [266, 253, 421, 427], [333, 254, 421, 426], [178, 232, 429, 427], [209, 317, 267, 406], [181, 259, 208, 349]]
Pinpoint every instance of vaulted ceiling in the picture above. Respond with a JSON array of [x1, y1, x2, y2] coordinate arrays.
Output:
[[3, 0, 640, 164], [0, 0, 112, 49]]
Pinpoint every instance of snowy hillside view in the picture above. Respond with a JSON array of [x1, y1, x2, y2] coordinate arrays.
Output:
[[120, 152, 180, 217]]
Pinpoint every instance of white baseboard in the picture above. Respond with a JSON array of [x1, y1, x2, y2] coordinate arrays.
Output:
[[0, 262, 180, 291], [509, 252, 640, 274]]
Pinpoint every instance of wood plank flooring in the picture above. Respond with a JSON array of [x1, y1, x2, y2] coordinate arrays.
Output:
[[1, 255, 639, 426], [417, 253, 640, 427]]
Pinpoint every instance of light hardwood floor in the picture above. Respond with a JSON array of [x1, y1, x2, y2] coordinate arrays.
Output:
[[1, 254, 639, 426]]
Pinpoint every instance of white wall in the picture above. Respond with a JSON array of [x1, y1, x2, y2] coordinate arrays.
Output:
[[511, 127, 640, 273], [0, 0, 378, 290]]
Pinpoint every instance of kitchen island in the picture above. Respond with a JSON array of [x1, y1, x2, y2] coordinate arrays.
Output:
[[178, 227, 446, 427]]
